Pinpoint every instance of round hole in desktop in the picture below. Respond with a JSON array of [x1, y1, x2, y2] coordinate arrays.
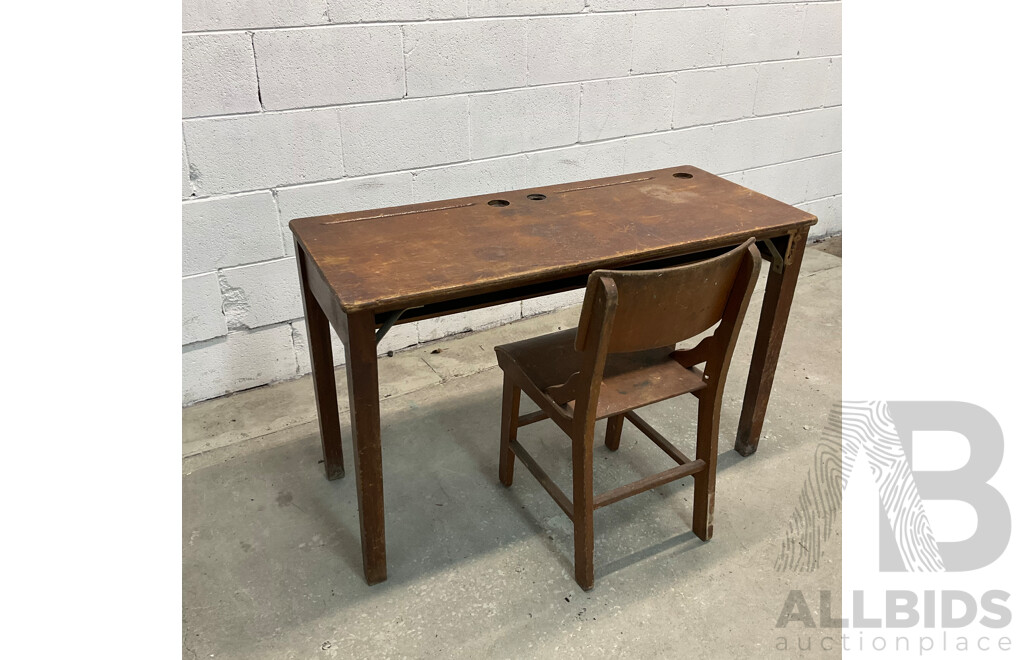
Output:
[[488, 199, 510, 207], [526, 194, 547, 201], [673, 172, 694, 179]]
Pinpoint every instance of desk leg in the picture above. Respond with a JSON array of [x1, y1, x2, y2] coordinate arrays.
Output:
[[735, 227, 809, 456], [296, 247, 345, 481], [344, 310, 387, 585]]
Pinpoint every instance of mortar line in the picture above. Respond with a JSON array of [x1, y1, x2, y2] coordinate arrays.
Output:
[[182, 55, 841, 121], [183, 147, 842, 208], [183, 105, 842, 199], [183, 1, 842, 35]]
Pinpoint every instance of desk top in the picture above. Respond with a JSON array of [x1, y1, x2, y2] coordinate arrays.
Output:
[[291, 165, 816, 313]]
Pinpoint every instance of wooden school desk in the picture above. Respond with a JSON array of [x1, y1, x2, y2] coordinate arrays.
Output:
[[289, 165, 816, 585]]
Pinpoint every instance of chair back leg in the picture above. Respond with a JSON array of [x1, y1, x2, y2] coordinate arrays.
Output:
[[604, 414, 625, 451], [498, 374, 520, 487]]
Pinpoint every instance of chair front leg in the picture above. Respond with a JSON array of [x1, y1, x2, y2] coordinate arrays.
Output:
[[572, 424, 596, 590], [692, 391, 721, 542], [498, 374, 521, 487]]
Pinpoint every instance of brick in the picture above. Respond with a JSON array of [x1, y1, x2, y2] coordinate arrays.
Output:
[[622, 124, 714, 173], [182, 191, 284, 275], [182, 34, 260, 118], [218, 258, 303, 330], [522, 288, 585, 317], [673, 65, 757, 128], [182, 273, 227, 345], [800, 194, 841, 239], [702, 107, 841, 174], [254, 26, 404, 111], [327, 0, 467, 22], [722, 4, 804, 65], [707, 0, 830, 4], [732, 153, 841, 206], [183, 0, 329, 31], [524, 141, 626, 188], [632, 9, 724, 74], [418, 303, 521, 342], [411, 156, 527, 203], [405, 20, 527, 97], [580, 75, 674, 142], [182, 144, 192, 198], [754, 57, 841, 116], [182, 323, 299, 405], [277, 172, 415, 255], [469, 85, 578, 159], [528, 14, 633, 85], [801, 152, 842, 202], [800, 2, 842, 58], [469, 0, 582, 16], [183, 109, 345, 195], [340, 97, 469, 175], [590, 0, 700, 10]]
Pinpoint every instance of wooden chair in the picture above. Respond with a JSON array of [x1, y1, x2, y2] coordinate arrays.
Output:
[[494, 238, 761, 590]]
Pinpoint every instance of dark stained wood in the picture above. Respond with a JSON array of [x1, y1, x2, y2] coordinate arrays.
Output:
[[498, 374, 520, 487], [517, 409, 549, 427], [290, 166, 814, 314], [508, 438, 573, 520], [594, 460, 708, 510], [624, 410, 693, 465], [342, 310, 387, 585], [494, 239, 761, 590], [735, 227, 810, 456], [290, 166, 815, 586], [604, 415, 625, 452], [494, 330, 708, 422], [295, 241, 344, 481]]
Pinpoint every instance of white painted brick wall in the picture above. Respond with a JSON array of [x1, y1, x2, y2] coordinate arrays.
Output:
[[329, 0, 467, 23], [471, 1, 582, 16], [218, 258, 303, 330], [183, 0, 329, 32], [632, 9, 725, 74], [469, 85, 578, 158], [182, 144, 192, 198], [340, 97, 469, 175], [412, 156, 527, 201], [184, 110, 345, 194], [182, 191, 283, 275], [674, 65, 758, 128], [254, 26, 405, 110], [580, 75, 675, 141], [182, 1, 842, 405], [754, 57, 841, 116], [528, 14, 633, 85], [405, 20, 528, 97], [182, 34, 260, 118], [182, 273, 227, 344], [182, 322, 301, 403]]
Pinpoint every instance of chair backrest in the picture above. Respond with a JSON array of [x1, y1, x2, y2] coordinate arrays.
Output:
[[576, 238, 760, 355], [568, 238, 761, 424]]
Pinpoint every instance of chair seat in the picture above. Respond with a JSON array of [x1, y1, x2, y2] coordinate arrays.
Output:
[[495, 329, 707, 420]]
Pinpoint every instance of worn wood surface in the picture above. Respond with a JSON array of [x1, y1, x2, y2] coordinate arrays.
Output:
[[735, 227, 810, 456], [494, 240, 761, 590], [291, 166, 815, 587], [295, 241, 345, 481], [290, 166, 815, 314]]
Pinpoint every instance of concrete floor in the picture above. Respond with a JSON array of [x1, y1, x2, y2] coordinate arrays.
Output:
[[183, 243, 841, 659]]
